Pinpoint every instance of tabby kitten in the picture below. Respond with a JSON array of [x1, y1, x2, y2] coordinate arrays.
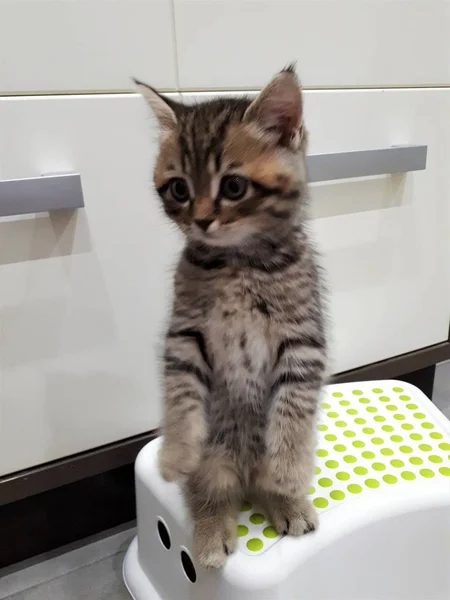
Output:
[[136, 66, 327, 569]]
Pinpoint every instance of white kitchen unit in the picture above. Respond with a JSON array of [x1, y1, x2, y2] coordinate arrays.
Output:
[[173, 0, 450, 90], [305, 89, 450, 372], [0, 0, 177, 92], [0, 94, 182, 476], [0, 0, 449, 478]]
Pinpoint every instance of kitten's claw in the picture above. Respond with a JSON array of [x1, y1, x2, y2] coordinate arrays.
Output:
[[269, 497, 318, 537]]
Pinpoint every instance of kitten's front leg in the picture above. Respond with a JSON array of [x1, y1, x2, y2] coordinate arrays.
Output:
[[186, 453, 242, 569], [258, 336, 326, 534], [159, 327, 211, 482]]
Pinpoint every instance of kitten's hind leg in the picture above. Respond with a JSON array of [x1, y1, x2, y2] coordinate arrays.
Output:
[[185, 454, 241, 569], [264, 492, 317, 536]]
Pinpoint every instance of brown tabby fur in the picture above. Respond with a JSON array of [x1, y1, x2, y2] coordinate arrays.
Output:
[[136, 66, 327, 569]]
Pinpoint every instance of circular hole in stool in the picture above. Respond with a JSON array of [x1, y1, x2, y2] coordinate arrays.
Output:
[[181, 549, 197, 583], [157, 519, 171, 550]]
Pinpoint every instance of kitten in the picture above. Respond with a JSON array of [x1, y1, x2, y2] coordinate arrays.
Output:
[[136, 66, 327, 569]]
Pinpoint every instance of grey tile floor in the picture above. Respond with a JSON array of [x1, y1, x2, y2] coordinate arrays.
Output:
[[0, 524, 134, 600], [0, 362, 449, 600]]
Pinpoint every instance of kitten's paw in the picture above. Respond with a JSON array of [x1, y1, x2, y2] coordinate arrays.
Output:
[[193, 517, 237, 569], [158, 442, 200, 482], [270, 497, 318, 537]]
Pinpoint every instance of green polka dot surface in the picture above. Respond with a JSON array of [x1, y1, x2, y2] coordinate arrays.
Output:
[[237, 381, 450, 556]]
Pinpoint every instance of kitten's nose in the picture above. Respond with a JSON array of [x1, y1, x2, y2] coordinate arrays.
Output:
[[194, 217, 214, 232]]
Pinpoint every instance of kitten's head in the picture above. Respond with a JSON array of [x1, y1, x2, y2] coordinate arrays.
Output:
[[135, 66, 308, 248]]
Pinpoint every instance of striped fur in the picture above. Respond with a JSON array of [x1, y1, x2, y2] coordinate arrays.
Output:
[[137, 67, 328, 569]]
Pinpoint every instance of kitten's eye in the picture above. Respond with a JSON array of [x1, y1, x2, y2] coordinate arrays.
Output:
[[220, 175, 248, 201], [169, 178, 190, 203]]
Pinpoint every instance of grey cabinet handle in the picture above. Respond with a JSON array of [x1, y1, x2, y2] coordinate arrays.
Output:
[[306, 145, 427, 183], [0, 173, 84, 217], [0, 146, 425, 217]]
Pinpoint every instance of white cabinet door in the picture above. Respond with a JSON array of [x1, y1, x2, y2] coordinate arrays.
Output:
[[0, 94, 182, 476], [0, 0, 177, 92], [180, 88, 450, 373], [306, 88, 450, 372], [174, 0, 450, 90]]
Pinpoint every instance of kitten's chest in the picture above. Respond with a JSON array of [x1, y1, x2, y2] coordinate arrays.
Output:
[[206, 275, 272, 386]]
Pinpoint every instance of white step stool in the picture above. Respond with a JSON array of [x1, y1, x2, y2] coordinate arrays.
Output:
[[123, 381, 450, 600]]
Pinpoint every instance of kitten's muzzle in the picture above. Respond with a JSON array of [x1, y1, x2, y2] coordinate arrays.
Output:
[[194, 217, 215, 232]]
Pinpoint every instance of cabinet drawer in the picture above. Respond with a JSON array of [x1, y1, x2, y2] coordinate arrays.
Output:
[[174, 0, 450, 89], [0, 94, 182, 476], [0, 0, 177, 93], [180, 88, 450, 372]]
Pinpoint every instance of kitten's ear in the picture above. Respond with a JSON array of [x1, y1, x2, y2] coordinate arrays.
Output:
[[244, 66, 304, 149], [133, 78, 178, 133]]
